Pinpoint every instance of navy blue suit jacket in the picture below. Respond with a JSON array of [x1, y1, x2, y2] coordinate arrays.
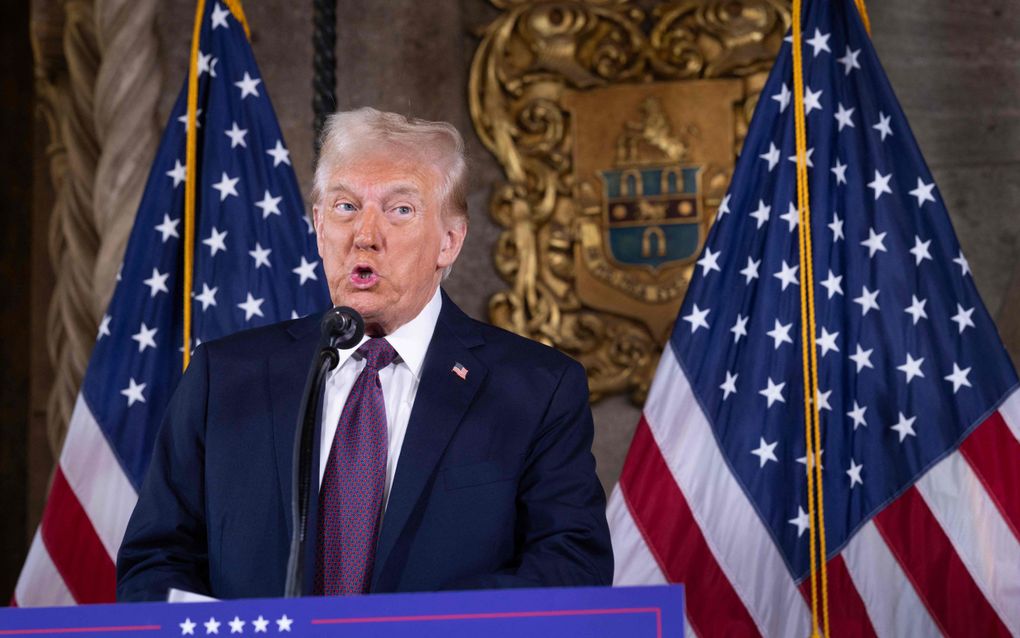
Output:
[[116, 292, 612, 600]]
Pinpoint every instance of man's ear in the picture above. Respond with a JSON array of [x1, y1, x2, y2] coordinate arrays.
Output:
[[437, 216, 467, 269]]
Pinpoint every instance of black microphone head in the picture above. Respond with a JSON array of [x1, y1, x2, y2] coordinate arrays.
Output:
[[320, 306, 365, 350]]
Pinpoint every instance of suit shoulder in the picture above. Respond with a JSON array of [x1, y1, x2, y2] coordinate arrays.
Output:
[[467, 316, 583, 375], [198, 314, 318, 361]]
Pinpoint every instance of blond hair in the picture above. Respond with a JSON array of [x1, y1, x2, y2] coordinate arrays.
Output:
[[312, 107, 468, 221]]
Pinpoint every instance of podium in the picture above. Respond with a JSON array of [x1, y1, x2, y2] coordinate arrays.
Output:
[[1, 585, 683, 637]]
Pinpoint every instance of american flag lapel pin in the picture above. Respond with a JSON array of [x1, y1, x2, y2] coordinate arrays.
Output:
[[452, 362, 468, 380]]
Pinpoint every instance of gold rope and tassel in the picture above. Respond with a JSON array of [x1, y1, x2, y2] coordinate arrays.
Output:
[[791, 0, 870, 634], [791, 0, 825, 634]]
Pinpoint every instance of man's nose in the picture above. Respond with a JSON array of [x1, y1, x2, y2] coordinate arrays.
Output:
[[353, 205, 382, 251]]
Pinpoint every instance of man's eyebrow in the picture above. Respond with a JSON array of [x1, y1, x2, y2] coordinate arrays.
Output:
[[324, 182, 424, 199]]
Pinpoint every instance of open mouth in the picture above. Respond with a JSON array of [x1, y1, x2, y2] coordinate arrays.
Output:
[[349, 265, 379, 288]]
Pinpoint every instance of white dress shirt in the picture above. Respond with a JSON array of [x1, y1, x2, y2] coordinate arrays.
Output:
[[318, 287, 442, 508]]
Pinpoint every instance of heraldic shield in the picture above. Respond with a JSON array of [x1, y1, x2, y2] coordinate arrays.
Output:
[[566, 82, 742, 346], [601, 165, 702, 269]]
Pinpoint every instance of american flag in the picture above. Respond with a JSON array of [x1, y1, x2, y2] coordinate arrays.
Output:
[[13, 1, 329, 606], [608, 1, 1020, 636]]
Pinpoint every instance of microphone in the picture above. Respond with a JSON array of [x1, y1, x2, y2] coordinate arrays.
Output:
[[320, 306, 365, 352], [284, 306, 364, 596]]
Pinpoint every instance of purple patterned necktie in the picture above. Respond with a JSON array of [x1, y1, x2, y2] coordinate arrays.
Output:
[[315, 337, 398, 595]]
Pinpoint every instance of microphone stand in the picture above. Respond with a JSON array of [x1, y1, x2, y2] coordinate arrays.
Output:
[[284, 308, 363, 597]]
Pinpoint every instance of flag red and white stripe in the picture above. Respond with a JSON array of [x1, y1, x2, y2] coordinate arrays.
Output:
[[609, 346, 1020, 637], [14, 396, 136, 606]]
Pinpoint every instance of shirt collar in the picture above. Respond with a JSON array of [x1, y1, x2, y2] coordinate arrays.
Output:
[[332, 287, 442, 380]]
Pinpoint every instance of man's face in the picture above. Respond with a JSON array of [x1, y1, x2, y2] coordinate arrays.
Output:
[[313, 149, 466, 335]]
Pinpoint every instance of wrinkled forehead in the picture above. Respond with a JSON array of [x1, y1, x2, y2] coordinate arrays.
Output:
[[321, 139, 446, 194]]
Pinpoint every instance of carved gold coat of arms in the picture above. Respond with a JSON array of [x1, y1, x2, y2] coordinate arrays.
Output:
[[470, 1, 790, 402]]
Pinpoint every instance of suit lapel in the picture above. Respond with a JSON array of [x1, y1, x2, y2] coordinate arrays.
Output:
[[372, 293, 487, 588], [267, 315, 322, 539]]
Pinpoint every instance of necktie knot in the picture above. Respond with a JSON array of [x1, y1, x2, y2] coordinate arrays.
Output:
[[357, 338, 398, 371]]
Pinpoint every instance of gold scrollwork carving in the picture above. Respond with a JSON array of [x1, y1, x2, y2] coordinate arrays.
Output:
[[471, 0, 790, 403]]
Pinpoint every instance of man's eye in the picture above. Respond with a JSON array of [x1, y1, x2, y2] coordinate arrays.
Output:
[[393, 205, 413, 216], [334, 201, 356, 213]]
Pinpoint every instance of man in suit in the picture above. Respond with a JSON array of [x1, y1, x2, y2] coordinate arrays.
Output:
[[116, 108, 612, 600]]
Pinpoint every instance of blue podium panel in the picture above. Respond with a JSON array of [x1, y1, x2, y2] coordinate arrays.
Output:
[[1, 586, 683, 637]]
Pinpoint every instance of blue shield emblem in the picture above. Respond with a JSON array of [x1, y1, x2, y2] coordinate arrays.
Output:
[[600, 166, 702, 269]]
